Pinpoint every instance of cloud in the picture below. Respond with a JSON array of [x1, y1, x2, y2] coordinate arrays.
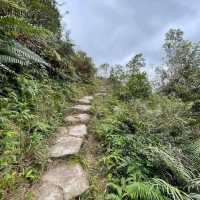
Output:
[[58, 0, 200, 77]]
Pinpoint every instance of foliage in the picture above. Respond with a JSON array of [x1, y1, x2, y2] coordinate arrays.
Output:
[[0, 35, 49, 68], [0, 0, 96, 198], [158, 29, 200, 102], [23, 0, 61, 34], [92, 88, 200, 199], [126, 53, 145, 71], [0, 73, 95, 198], [0, 0, 26, 17], [108, 54, 151, 100], [0, 15, 51, 38], [126, 71, 152, 99], [72, 50, 96, 81]]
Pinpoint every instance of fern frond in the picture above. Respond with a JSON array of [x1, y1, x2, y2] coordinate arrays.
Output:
[[152, 178, 191, 200], [0, 0, 27, 14], [189, 193, 200, 200], [0, 63, 15, 74], [8, 40, 49, 65], [0, 55, 28, 65], [186, 178, 200, 193], [107, 182, 123, 197], [185, 139, 200, 173], [0, 0, 26, 19], [125, 181, 167, 200], [106, 194, 122, 200], [0, 36, 49, 67], [190, 139, 200, 162], [148, 147, 192, 184]]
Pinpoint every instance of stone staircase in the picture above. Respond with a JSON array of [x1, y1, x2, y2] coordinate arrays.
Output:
[[32, 95, 97, 200]]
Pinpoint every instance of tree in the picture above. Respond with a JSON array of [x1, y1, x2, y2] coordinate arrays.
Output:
[[23, 0, 61, 35], [72, 50, 96, 80], [125, 54, 151, 99], [126, 53, 145, 72], [109, 54, 151, 100], [159, 29, 200, 101]]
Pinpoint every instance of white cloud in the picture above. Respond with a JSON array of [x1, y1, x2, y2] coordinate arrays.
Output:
[[58, 0, 200, 78]]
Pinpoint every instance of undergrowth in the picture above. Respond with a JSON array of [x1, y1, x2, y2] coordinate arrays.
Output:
[[91, 91, 200, 200], [0, 72, 96, 199]]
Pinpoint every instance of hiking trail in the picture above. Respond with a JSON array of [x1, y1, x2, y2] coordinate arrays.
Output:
[[32, 91, 106, 200]]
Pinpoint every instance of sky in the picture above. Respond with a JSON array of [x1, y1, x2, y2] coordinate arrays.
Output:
[[58, 0, 200, 76]]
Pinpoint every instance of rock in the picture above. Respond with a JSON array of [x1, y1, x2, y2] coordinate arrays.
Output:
[[33, 182, 64, 200], [84, 96, 94, 100], [94, 93, 106, 97], [77, 96, 93, 105], [64, 114, 90, 125], [56, 127, 68, 136], [68, 124, 87, 138], [70, 105, 92, 113], [99, 89, 107, 93], [49, 136, 83, 158], [41, 163, 89, 200]]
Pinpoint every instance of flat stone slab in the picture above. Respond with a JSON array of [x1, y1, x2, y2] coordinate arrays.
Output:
[[68, 124, 87, 138], [94, 92, 106, 97], [64, 114, 90, 125], [33, 182, 64, 200], [41, 163, 89, 200], [85, 95, 94, 100], [77, 96, 93, 104], [49, 136, 83, 158], [56, 127, 68, 136], [70, 105, 91, 113], [99, 89, 107, 92]]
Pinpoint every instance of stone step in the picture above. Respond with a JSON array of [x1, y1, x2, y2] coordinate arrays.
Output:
[[34, 163, 89, 200], [77, 96, 94, 105], [99, 89, 107, 93], [70, 104, 92, 113], [49, 136, 83, 158], [33, 182, 64, 200], [94, 92, 106, 97], [64, 105, 92, 115], [64, 113, 90, 125], [56, 127, 68, 136], [68, 124, 87, 138]]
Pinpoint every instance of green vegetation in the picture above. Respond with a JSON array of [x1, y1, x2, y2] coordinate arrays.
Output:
[[91, 29, 200, 200], [0, 0, 96, 199], [1, 1, 200, 200]]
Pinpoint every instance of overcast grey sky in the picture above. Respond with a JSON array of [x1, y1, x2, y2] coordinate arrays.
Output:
[[58, 0, 200, 74]]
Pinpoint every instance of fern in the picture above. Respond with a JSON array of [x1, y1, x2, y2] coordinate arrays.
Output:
[[193, 140, 200, 157], [152, 178, 191, 200], [189, 193, 200, 200], [125, 181, 168, 200], [148, 147, 192, 184], [0, 36, 49, 68], [0, 55, 28, 65], [186, 178, 200, 193], [189, 139, 200, 170], [0, 0, 26, 16], [0, 15, 51, 37], [0, 63, 15, 75], [106, 194, 122, 200]]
